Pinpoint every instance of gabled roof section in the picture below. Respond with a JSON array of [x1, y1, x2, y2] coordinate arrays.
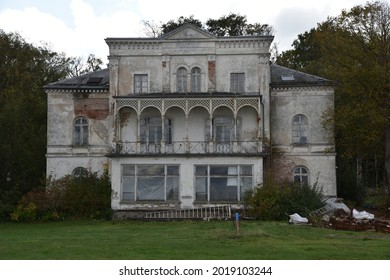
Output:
[[44, 68, 109, 92], [159, 23, 217, 40], [271, 64, 336, 87]]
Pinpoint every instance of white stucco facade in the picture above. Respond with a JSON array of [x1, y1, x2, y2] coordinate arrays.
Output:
[[45, 24, 337, 217]]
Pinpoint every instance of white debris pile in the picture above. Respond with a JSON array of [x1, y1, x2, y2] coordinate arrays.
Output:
[[352, 209, 375, 220], [289, 213, 309, 224]]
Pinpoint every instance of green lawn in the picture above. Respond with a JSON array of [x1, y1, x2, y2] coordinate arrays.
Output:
[[1, 220, 390, 259]]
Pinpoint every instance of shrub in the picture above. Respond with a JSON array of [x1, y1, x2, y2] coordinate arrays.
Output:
[[245, 180, 324, 221], [11, 171, 111, 221]]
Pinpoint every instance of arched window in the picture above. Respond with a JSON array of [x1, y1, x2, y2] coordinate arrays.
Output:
[[293, 166, 309, 185], [73, 117, 88, 145], [292, 114, 309, 144], [72, 167, 88, 178], [191, 67, 201, 92], [176, 67, 187, 93]]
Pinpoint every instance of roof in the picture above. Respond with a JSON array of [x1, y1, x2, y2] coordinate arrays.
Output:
[[43, 68, 109, 91], [271, 64, 335, 87], [44, 64, 335, 92]]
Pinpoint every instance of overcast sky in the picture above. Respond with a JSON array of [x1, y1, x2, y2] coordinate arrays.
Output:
[[0, 0, 369, 63]]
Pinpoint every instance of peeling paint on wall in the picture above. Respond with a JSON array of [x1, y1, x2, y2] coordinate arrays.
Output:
[[74, 97, 109, 120]]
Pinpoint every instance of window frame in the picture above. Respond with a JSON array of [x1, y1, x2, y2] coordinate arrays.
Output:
[[293, 166, 309, 185], [72, 167, 88, 178], [292, 114, 309, 145], [230, 73, 245, 93], [121, 164, 180, 202], [191, 67, 201, 92], [195, 165, 253, 202], [134, 74, 148, 94], [140, 117, 173, 145], [73, 116, 88, 146], [176, 67, 188, 93]]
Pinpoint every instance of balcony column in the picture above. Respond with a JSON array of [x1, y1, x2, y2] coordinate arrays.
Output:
[[233, 114, 238, 153], [185, 114, 190, 153], [161, 115, 165, 153], [257, 113, 262, 153], [136, 113, 141, 153], [208, 113, 214, 153]]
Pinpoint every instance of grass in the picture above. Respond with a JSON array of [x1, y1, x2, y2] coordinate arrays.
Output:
[[1, 219, 390, 259]]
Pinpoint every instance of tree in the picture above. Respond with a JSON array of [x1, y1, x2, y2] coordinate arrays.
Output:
[[206, 13, 273, 36], [276, 1, 390, 203], [161, 16, 203, 35], [141, 20, 161, 38], [0, 30, 73, 220], [67, 54, 104, 77], [145, 14, 274, 37]]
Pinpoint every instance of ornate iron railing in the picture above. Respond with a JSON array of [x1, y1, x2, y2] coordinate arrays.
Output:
[[108, 141, 266, 156]]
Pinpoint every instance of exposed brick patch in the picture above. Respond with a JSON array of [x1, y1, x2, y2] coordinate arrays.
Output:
[[208, 61, 215, 89], [74, 98, 109, 120]]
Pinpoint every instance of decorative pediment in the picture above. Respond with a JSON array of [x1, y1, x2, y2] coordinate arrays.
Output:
[[160, 23, 216, 40]]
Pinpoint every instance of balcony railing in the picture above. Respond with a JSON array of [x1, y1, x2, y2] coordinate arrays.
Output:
[[108, 141, 266, 156]]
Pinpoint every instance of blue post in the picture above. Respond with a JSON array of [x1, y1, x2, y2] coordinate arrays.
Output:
[[235, 212, 240, 236]]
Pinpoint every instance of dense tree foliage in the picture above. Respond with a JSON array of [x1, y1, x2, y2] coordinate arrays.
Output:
[[0, 30, 103, 220], [276, 1, 390, 204], [144, 14, 274, 37]]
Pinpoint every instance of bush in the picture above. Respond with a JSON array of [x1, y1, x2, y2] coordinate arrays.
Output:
[[245, 180, 324, 221], [11, 171, 112, 222]]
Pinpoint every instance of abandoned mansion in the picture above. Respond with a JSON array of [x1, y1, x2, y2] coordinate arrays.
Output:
[[44, 24, 337, 217]]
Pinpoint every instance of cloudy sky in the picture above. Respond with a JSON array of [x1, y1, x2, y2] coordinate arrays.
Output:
[[0, 0, 368, 63]]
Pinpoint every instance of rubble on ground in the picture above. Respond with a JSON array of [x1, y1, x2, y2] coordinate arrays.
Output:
[[311, 199, 390, 233]]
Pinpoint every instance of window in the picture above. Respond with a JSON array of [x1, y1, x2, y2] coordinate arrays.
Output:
[[140, 117, 172, 144], [122, 165, 179, 201], [72, 167, 88, 178], [134, 74, 148, 93], [177, 67, 187, 93], [73, 117, 88, 145], [293, 166, 309, 185], [195, 165, 253, 201], [230, 73, 245, 93], [213, 117, 234, 144], [292, 114, 309, 144], [191, 67, 201, 92]]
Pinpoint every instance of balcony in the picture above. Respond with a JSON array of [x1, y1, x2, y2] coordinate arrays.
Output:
[[108, 141, 267, 157]]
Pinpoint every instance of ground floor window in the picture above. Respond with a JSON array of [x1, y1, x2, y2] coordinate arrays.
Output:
[[293, 166, 309, 185], [195, 165, 253, 202], [122, 164, 179, 201]]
